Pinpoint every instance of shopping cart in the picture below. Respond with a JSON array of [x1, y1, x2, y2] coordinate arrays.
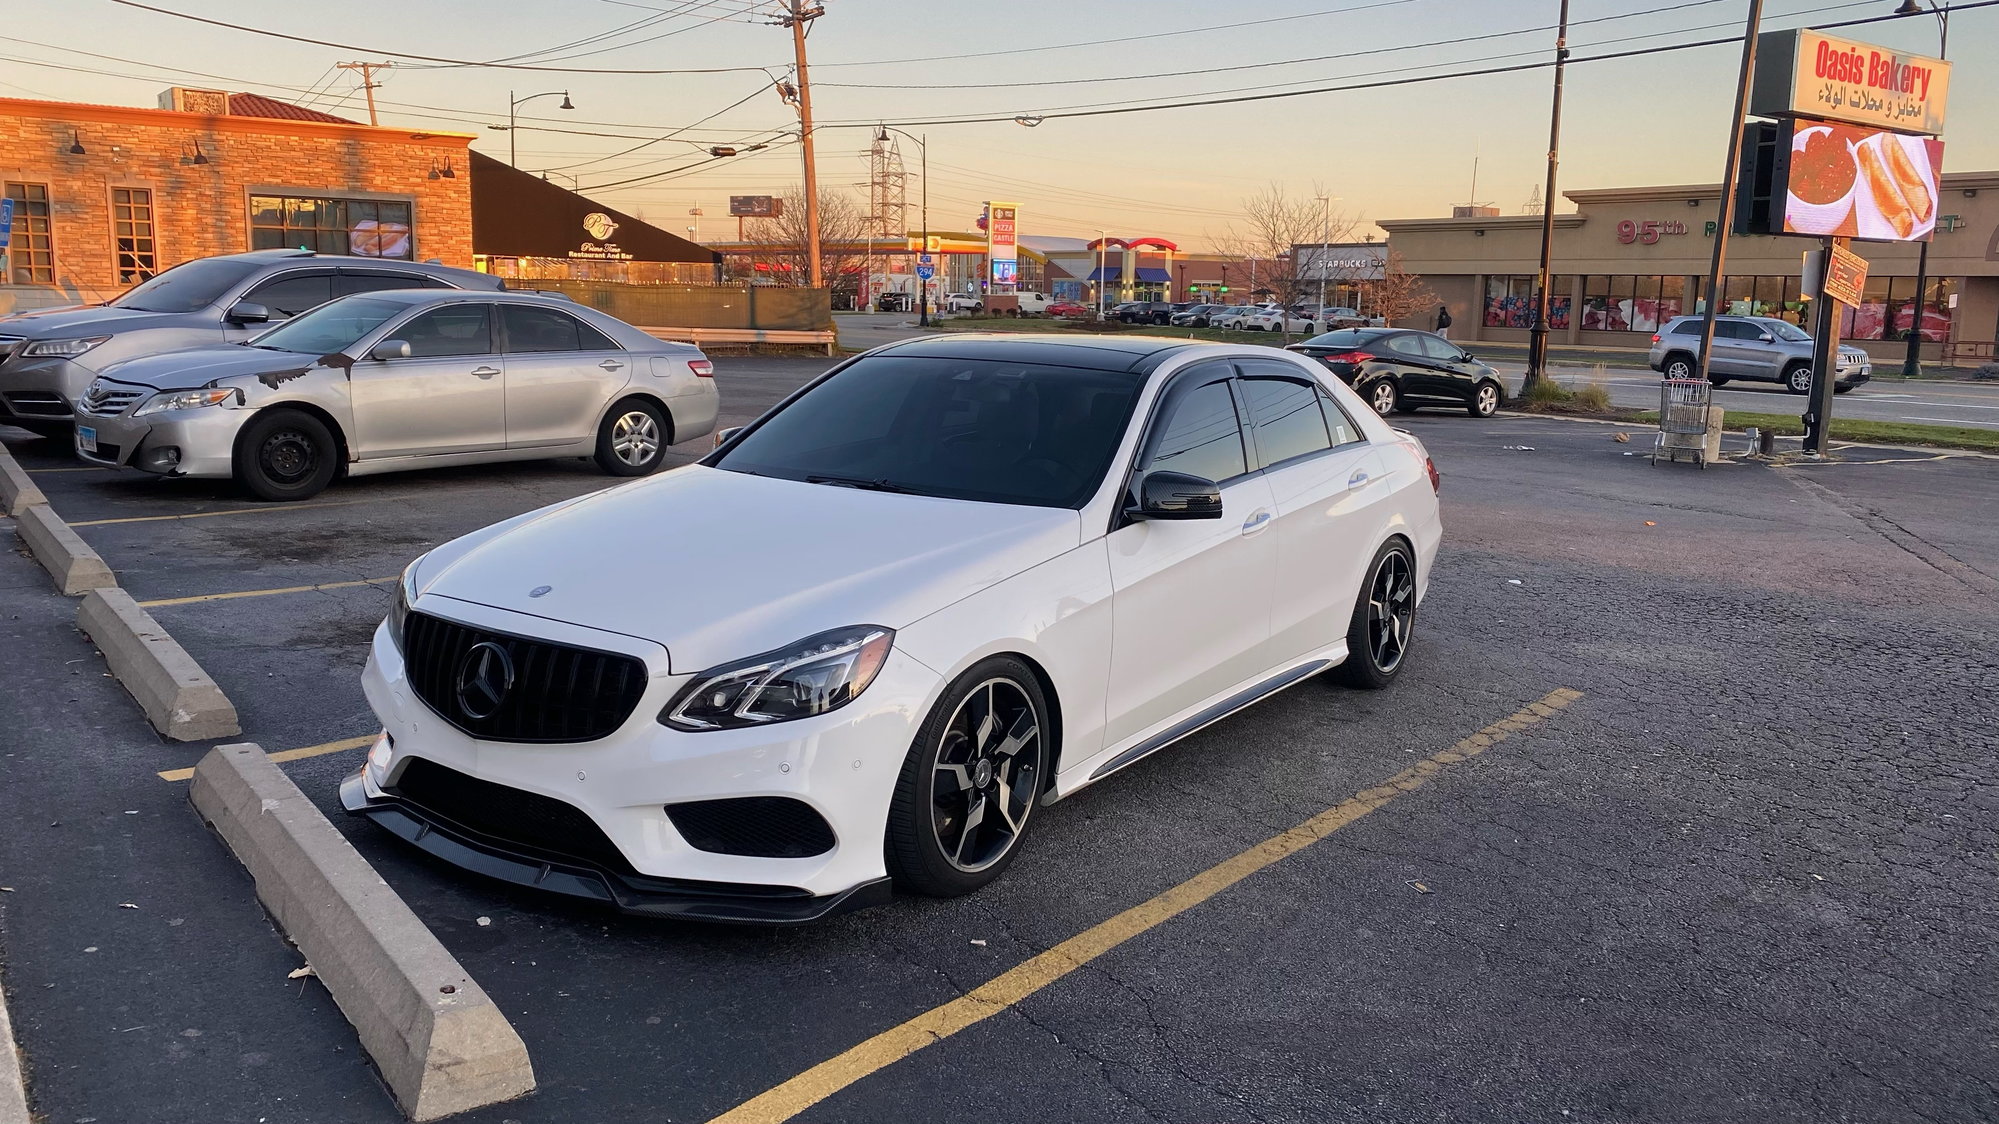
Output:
[[1653, 378, 1720, 468]]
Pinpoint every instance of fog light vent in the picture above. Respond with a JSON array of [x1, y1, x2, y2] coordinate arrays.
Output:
[[665, 797, 835, 858]]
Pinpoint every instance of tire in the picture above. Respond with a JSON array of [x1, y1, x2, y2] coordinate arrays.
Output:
[[594, 397, 670, 477], [1833, 384, 1854, 395], [1336, 539, 1418, 689], [1662, 354, 1696, 381], [885, 656, 1051, 897], [1784, 362, 1813, 395], [1468, 380, 1501, 418], [1707, 375, 1730, 387], [234, 408, 338, 502], [1367, 379, 1400, 415]]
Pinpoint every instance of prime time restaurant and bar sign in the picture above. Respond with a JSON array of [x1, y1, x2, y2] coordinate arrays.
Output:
[[1750, 27, 1951, 135]]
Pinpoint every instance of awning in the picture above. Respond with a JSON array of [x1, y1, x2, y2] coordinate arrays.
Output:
[[1086, 266, 1172, 283]]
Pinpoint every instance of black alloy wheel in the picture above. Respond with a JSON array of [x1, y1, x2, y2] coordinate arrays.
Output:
[[1337, 539, 1417, 689], [235, 408, 338, 502], [886, 657, 1050, 896]]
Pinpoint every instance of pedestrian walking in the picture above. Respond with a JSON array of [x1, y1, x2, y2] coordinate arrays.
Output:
[[1435, 303, 1453, 339]]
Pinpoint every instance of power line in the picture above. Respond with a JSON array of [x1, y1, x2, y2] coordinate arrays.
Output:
[[400, 0, 767, 70], [535, 81, 774, 172], [103, 0, 778, 74]]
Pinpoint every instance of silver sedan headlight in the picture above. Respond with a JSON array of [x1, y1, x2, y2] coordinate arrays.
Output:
[[21, 335, 110, 358], [134, 387, 241, 415], [661, 626, 895, 731]]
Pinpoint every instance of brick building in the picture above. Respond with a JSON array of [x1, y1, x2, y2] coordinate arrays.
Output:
[[0, 89, 472, 314]]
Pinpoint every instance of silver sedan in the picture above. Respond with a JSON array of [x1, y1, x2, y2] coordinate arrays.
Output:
[[73, 290, 719, 500]]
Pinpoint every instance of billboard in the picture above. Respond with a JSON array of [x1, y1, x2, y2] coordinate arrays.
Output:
[[728, 195, 782, 217], [1782, 120, 1943, 241], [986, 202, 1018, 285], [1751, 28, 1950, 135]]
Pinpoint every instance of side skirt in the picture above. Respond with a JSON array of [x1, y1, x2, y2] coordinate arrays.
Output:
[[1083, 658, 1336, 785]]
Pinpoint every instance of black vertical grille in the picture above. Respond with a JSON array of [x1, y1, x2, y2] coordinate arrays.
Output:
[[389, 758, 632, 872], [401, 610, 648, 743]]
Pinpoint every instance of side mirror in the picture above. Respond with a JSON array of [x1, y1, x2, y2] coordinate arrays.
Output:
[[1128, 470, 1223, 521], [713, 426, 743, 448], [369, 339, 412, 361], [1758, 332, 1773, 342], [227, 300, 270, 324]]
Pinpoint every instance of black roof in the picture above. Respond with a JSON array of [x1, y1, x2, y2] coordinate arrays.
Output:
[[871, 332, 1225, 372]]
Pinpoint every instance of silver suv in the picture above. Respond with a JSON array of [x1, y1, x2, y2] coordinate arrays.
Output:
[[0, 249, 500, 435], [1647, 314, 1870, 395]]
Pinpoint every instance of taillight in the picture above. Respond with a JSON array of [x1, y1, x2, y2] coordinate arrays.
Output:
[[688, 359, 715, 377], [1426, 455, 1440, 493], [1649, 334, 1661, 344], [1318, 350, 1371, 364]]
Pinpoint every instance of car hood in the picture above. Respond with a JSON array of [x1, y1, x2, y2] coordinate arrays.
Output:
[[416, 465, 1084, 673], [0, 304, 188, 337], [96, 345, 323, 391]]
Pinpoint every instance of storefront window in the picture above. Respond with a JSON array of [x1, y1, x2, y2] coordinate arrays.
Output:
[[1483, 275, 1568, 329], [112, 188, 157, 284], [1692, 276, 1803, 322], [1581, 276, 1682, 332], [1837, 275, 1957, 341], [250, 195, 413, 259], [4, 183, 55, 285]]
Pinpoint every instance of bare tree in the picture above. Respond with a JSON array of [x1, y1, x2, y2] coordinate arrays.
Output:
[[1212, 183, 1355, 307], [1369, 250, 1438, 326], [739, 185, 871, 296]]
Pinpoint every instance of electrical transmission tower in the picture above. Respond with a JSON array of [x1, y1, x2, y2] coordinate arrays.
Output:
[[866, 130, 907, 239], [1522, 184, 1544, 215]]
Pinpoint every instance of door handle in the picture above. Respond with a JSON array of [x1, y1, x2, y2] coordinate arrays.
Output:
[[1348, 470, 1371, 489], [599, 360, 625, 372], [470, 366, 500, 379], [1240, 509, 1272, 536]]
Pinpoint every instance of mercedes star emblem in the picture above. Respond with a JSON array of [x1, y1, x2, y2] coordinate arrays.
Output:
[[455, 641, 515, 720]]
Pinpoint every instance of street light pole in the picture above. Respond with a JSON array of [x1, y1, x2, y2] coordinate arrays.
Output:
[[877, 126, 931, 326], [505, 89, 573, 168], [1316, 194, 1332, 311], [1899, 0, 1949, 379], [1525, 0, 1571, 392], [1694, 0, 1767, 387], [1096, 231, 1107, 320]]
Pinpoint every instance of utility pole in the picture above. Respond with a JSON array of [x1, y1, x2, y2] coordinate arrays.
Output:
[[1316, 194, 1332, 312], [336, 62, 392, 126], [1694, 0, 1766, 386], [777, 1, 825, 289], [1524, 0, 1569, 392]]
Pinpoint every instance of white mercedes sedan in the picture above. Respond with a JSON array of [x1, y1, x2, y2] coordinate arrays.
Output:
[[343, 335, 1442, 923]]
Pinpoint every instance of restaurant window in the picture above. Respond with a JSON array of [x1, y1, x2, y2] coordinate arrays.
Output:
[[112, 188, 157, 284], [1581, 276, 1684, 332], [4, 183, 55, 285], [1483, 275, 1569, 330], [249, 195, 412, 259], [1693, 275, 1804, 322], [1840, 276, 1957, 341]]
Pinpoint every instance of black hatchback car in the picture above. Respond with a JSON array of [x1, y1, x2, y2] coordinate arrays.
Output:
[[1289, 327, 1506, 417]]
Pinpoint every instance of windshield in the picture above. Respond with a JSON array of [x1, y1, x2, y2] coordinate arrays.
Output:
[[109, 257, 264, 313], [715, 355, 1145, 508], [1767, 320, 1811, 342], [249, 297, 404, 354]]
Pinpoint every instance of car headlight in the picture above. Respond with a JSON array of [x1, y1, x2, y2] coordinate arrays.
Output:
[[21, 335, 111, 358], [387, 561, 419, 651], [662, 625, 894, 731], [134, 387, 241, 416]]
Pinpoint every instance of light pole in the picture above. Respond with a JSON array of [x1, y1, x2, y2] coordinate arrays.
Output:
[[1525, 0, 1570, 392], [1096, 231, 1107, 320], [876, 126, 930, 326], [497, 90, 573, 168], [1314, 195, 1337, 311], [1897, 0, 1949, 378]]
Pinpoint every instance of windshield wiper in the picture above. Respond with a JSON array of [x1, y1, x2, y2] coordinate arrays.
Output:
[[806, 474, 910, 493]]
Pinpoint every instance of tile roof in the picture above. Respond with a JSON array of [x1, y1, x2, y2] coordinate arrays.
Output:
[[226, 93, 356, 124]]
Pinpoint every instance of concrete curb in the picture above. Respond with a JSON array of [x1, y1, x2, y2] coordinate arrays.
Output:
[[0, 958, 30, 1124], [14, 503, 114, 595], [78, 587, 240, 742], [190, 745, 534, 1121], [0, 443, 46, 516]]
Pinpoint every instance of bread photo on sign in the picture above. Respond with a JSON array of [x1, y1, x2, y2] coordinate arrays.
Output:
[[1856, 138, 1931, 239]]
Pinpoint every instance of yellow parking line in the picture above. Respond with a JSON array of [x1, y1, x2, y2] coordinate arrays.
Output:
[[71, 500, 366, 526], [158, 734, 374, 783], [705, 687, 1586, 1124], [139, 576, 396, 608]]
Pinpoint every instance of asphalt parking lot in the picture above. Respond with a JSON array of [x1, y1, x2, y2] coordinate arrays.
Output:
[[4, 355, 1997, 1124]]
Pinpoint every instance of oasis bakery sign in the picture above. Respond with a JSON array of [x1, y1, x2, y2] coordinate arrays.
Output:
[[1751, 27, 1950, 135]]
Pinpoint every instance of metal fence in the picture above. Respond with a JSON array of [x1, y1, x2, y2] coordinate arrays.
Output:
[[512, 280, 833, 331]]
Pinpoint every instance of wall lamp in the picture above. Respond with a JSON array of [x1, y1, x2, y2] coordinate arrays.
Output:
[[187, 140, 209, 165], [67, 129, 86, 155], [427, 157, 458, 180], [1687, 198, 1702, 207]]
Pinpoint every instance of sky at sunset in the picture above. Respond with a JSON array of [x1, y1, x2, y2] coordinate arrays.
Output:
[[6, 0, 1991, 249]]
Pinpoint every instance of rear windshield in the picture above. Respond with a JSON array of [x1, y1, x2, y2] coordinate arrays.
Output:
[[1301, 328, 1388, 348], [110, 258, 265, 313], [715, 355, 1145, 509]]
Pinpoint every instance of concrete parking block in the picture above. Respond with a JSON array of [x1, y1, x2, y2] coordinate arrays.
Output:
[[14, 503, 114, 595], [77, 587, 239, 742], [189, 744, 535, 1121], [0, 444, 46, 515], [0, 959, 30, 1124]]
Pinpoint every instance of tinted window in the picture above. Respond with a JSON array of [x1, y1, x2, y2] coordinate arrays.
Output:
[[398, 305, 494, 358], [1416, 334, 1462, 361], [502, 305, 618, 353], [715, 356, 1144, 509], [249, 297, 403, 354], [1318, 385, 1364, 446], [109, 256, 263, 312], [1716, 321, 1760, 341], [1767, 319, 1810, 342], [1670, 319, 1701, 335], [337, 270, 429, 298], [1383, 334, 1429, 358], [243, 272, 336, 318], [1239, 376, 1332, 467], [1140, 375, 1246, 484], [1301, 329, 1372, 348]]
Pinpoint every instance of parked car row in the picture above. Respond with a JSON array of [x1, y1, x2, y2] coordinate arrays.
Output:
[[0, 249, 720, 500], [1115, 300, 1386, 333]]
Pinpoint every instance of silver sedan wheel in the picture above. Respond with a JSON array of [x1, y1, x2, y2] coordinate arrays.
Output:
[[610, 410, 660, 467], [1371, 381, 1398, 414], [1474, 383, 1500, 416]]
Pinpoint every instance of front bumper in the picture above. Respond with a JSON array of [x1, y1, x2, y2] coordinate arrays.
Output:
[[76, 404, 242, 477], [1835, 362, 1871, 390], [353, 601, 943, 920], [0, 355, 93, 423]]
